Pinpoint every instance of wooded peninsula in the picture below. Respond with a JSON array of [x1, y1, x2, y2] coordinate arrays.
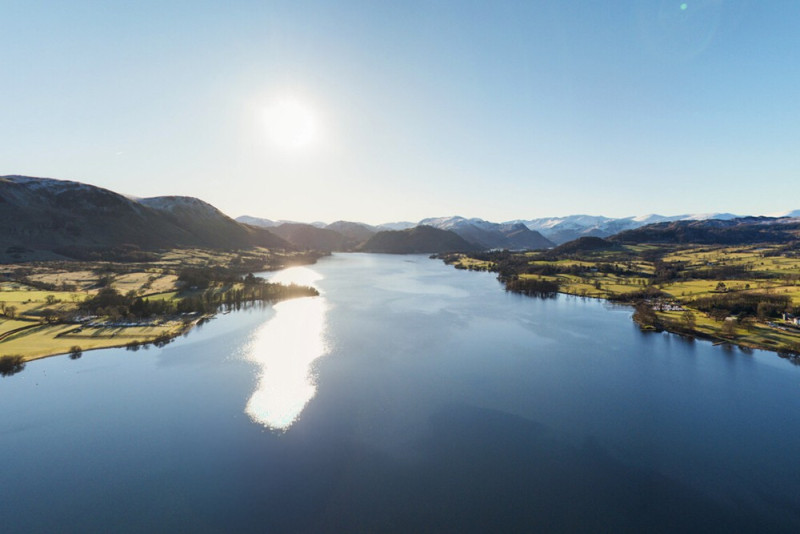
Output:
[[0, 248, 321, 375]]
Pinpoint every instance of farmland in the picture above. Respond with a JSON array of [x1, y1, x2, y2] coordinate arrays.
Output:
[[440, 243, 800, 358], [0, 247, 322, 365]]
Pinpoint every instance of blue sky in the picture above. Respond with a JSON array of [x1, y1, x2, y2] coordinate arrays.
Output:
[[2, 1, 798, 224]]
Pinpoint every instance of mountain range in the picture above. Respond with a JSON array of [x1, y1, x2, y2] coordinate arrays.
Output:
[[238, 215, 554, 251], [610, 217, 800, 245], [240, 212, 800, 247], [3, 175, 799, 261], [417, 216, 554, 250]]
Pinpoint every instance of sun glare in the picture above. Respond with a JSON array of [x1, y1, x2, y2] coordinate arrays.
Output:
[[263, 98, 317, 150]]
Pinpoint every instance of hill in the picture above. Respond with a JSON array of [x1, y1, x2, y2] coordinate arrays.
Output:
[[544, 236, 620, 257], [358, 225, 479, 254], [325, 221, 377, 244], [0, 175, 289, 261], [610, 217, 800, 245], [268, 223, 351, 251]]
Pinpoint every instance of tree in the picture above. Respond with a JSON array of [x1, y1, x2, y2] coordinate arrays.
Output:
[[0, 355, 25, 376], [633, 302, 658, 329], [721, 319, 737, 339], [681, 310, 696, 330], [45, 295, 57, 305], [69, 346, 82, 360], [756, 301, 770, 321], [41, 308, 60, 323], [6, 305, 17, 319]]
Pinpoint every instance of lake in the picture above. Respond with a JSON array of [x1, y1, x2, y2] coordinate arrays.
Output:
[[1, 253, 799, 533]]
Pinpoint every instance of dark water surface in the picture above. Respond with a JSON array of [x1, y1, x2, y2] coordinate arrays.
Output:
[[2, 253, 799, 533]]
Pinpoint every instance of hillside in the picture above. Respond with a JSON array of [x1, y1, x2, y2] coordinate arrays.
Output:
[[0, 175, 289, 261], [359, 225, 479, 254], [543, 236, 620, 257], [610, 217, 800, 245], [140, 196, 289, 250]]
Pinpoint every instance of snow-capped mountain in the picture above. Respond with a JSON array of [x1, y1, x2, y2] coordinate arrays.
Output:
[[237, 215, 279, 227], [239, 210, 799, 248], [419, 216, 554, 250], [237, 215, 313, 228], [769, 209, 800, 218], [376, 221, 417, 231], [514, 213, 744, 244]]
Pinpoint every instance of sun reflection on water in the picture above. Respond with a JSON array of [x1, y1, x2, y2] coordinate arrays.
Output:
[[243, 267, 327, 431]]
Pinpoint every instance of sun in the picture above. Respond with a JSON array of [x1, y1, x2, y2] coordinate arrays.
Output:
[[263, 98, 317, 150]]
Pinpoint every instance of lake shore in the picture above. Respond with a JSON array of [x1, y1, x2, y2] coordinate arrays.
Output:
[[0, 247, 322, 369], [438, 251, 800, 361]]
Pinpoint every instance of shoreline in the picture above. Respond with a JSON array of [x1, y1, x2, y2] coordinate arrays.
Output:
[[2, 293, 318, 375], [1, 249, 324, 370], [6, 314, 206, 364], [439, 255, 800, 361], [552, 289, 799, 361]]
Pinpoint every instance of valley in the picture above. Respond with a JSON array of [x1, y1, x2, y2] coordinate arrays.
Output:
[[3, 174, 800, 364]]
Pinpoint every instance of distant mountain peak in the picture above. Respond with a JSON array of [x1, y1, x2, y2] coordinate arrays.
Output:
[[377, 221, 417, 231], [769, 209, 800, 218], [419, 215, 553, 250]]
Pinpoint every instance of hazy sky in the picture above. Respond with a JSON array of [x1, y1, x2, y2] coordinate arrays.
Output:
[[2, 1, 798, 224]]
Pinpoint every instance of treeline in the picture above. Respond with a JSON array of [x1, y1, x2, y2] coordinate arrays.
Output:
[[175, 252, 324, 288], [608, 287, 667, 303], [504, 278, 560, 298], [79, 275, 319, 320], [442, 250, 643, 278], [525, 262, 629, 276], [176, 281, 319, 315], [691, 292, 791, 320], [652, 261, 754, 284], [80, 287, 174, 319], [55, 244, 160, 262], [177, 266, 240, 288]]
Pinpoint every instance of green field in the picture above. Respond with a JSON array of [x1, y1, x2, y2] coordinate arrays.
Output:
[[0, 322, 186, 361], [443, 244, 800, 356], [0, 247, 317, 362]]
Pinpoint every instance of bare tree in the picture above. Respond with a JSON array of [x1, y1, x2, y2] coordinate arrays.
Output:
[[682, 310, 696, 330]]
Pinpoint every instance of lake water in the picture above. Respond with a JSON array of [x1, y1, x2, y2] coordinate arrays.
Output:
[[1, 253, 799, 533]]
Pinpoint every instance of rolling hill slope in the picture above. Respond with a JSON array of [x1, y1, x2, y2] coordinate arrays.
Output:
[[0, 175, 289, 261]]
